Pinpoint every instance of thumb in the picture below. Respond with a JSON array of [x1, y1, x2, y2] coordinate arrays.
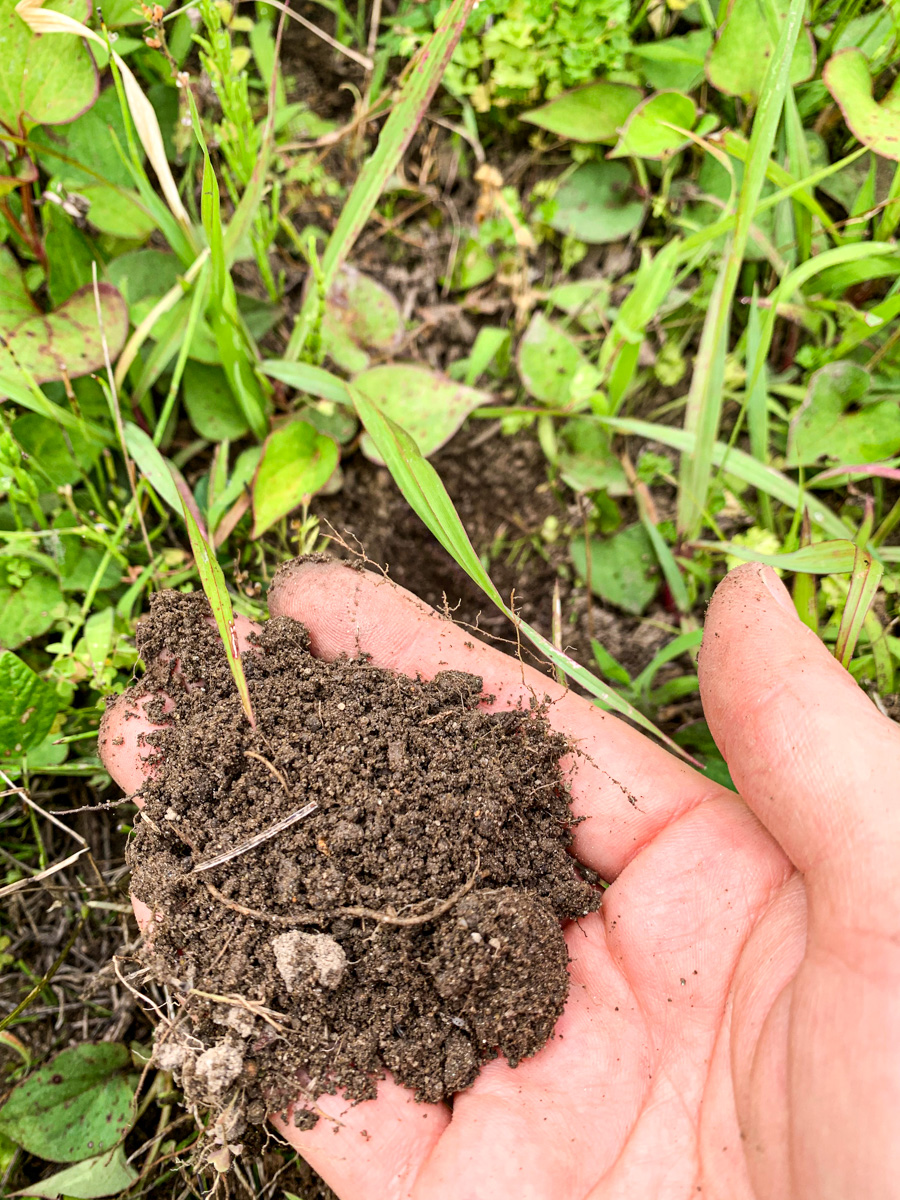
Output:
[[699, 563, 900, 932]]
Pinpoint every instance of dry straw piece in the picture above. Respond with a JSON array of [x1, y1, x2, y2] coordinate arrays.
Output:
[[15, 0, 190, 228]]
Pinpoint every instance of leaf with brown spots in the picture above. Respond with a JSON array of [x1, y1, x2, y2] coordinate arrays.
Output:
[[0, 1043, 135, 1163]]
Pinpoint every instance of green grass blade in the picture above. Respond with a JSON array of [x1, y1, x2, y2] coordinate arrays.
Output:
[[200, 151, 270, 440], [181, 500, 256, 728], [690, 539, 861, 572], [0, 372, 111, 445], [600, 416, 852, 541], [744, 287, 773, 528], [835, 549, 883, 670], [745, 242, 898, 400], [260, 359, 352, 404], [599, 240, 681, 411], [677, 0, 807, 540], [284, 0, 476, 361], [350, 385, 696, 762], [632, 629, 703, 697]]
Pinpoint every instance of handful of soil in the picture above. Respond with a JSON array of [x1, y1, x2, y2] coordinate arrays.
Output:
[[122, 590, 598, 1137]]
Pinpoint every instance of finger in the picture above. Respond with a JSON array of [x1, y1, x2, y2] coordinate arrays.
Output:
[[271, 1075, 449, 1200], [268, 558, 729, 880], [700, 563, 900, 928]]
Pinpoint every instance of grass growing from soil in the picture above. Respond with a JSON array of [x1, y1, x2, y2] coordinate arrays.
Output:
[[2, 0, 900, 1194]]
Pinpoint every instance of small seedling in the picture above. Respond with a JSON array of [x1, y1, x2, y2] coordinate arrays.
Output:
[[181, 500, 256, 728]]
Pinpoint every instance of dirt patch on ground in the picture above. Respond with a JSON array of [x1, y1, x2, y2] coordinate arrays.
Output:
[[122, 590, 599, 1148]]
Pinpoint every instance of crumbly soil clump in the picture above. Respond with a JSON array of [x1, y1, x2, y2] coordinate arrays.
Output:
[[122, 588, 598, 1135]]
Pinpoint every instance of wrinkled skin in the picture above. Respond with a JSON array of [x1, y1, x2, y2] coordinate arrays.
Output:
[[101, 560, 900, 1200]]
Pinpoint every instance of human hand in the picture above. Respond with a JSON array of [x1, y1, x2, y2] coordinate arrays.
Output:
[[100, 559, 900, 1200]]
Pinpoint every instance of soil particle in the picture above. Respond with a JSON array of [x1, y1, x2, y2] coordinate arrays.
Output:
[[127, 589, 598, 1130]]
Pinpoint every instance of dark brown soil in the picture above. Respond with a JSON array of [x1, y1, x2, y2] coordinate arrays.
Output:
[[123, 589, 598, 1142]]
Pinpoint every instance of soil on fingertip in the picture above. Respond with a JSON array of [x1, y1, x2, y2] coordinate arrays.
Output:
[[121, 588, 599, 1142]]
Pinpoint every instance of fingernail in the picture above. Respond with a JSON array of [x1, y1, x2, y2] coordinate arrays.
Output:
[[759, 566, 796, 617]]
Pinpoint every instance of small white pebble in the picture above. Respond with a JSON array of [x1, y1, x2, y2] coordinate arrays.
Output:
[[337, 702, 346, 711], [470, 932, 483, 944], [489, 937, 502, 950]]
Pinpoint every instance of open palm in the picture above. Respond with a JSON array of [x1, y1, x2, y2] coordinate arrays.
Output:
[[101, 560, 900, 1200]]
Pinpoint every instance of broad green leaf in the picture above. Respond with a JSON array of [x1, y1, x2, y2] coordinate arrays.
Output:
[[181, 502, 255, 726], [450, 237, 495, 291], [349, 384, 692, 759], [610, 90, 696, 159], [787, 363, 900, 467], [0, 651, 59, 757], [517, 313, 601, 407], [520, 81, 642, 143], [0, 1043, 134, 1163], [321, 267, 403, 373], [570, 526, 658, 615], [24, 1145, 138, 1199], [0, 251, 128, 384], [106, 249, 182, 310], [12, 413, 102, 487], [823, 49, 900, 162], [548, 162, 645, 245], [81, 185, 155, 240], [83, 606, 115, 668], [32, 88, 136, 190], [556, 417, 628, 494], [0, 245, 39, 324], [251, 419, 339, 537], [630, 29, 712, 92], [43, 204, 96, 307], [183, 361, 250, 441], [547, 278, 611, 332], [354, 364, 490, 461], [0, 573, 65, 648], [0, 0, 98, 131], [706, 0, 815, 101]]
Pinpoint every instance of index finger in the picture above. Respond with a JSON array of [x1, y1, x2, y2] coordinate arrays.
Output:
[[268, 558, 725, 880]]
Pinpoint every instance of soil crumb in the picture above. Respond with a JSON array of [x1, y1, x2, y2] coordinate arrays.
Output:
[[122, 589, 598, 1140]]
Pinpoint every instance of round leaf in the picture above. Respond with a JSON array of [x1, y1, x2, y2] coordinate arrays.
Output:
[[0, 0, 98, 131], [183, 361, 250, 441], [12, 413, 102, 487], [22, 1145, 138, 1199], [823, 49, 900, 162], [0, 278, 128, 385], [706, 0, 814, 102], [0, 651, 59, 757], [787, 362, 900, 466], [517, 313, 601, 406], [0, 573, 65, 649], [548, 162, 645, 245], [570, 526, 658, 615], [353, 364, 490, 461], [252, 419, 340, 537], [610, 90, 697, 160], [521, 82, 642, 143], [320, 267, 403, 373], [81, 185, 155, 240], [0, 1043, 135, 1163]]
